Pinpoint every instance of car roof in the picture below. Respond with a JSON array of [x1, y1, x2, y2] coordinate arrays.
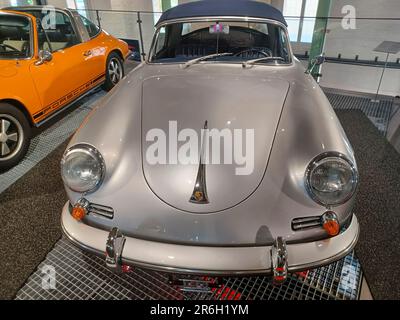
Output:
[[157, 0, 287, 26], [1, 6, 71, 14], [3, 5, 63, 10], [0, 9, 36, 19]]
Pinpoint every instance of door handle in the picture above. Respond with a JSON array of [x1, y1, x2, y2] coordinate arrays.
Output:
[[83, 50, 92, 57]]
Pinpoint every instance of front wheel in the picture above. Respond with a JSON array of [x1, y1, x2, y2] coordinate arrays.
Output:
[[0, 103, 31, 172], [103, 52, 124, 91]]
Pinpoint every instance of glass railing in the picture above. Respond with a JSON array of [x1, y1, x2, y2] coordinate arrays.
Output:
[[84, 10, 400, 66]]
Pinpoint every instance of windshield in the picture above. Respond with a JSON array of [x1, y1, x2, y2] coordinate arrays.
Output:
[[0, 14, 31, 59], [150, 20, 291, 65]]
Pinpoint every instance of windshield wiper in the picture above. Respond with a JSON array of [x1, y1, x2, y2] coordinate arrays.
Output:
[[242, 57, 286, 68], [182, 52, 233, 69]]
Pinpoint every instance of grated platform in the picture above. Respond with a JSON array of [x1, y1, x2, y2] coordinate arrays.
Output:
[[16, 238, 362, 300], [325, 91, 393, 135]]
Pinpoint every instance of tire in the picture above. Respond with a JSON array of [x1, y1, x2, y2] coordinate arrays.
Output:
[[0, 103, 31, 172], [102, 52, 125, 91]]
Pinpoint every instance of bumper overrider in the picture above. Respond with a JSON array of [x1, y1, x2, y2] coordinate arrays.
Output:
[[61, 202, 359, 281]]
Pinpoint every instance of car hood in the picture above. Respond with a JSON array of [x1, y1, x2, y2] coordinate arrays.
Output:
[[142, 74, 290, 213]]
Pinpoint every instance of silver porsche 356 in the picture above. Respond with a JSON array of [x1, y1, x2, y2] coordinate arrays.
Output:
[[60, 0, 359, 284]]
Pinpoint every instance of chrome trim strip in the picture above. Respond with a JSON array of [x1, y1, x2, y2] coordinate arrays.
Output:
[[189, 120, 210, 204], [288, 221, 359, 271], [61, 215, 359, 276], [156, 16, 288, 29]]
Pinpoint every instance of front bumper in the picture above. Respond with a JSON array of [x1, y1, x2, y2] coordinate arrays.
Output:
[[61, 202, 359, 276]]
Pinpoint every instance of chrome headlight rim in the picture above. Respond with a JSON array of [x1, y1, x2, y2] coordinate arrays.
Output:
[[61, 143, 106, 194], [305, 152, 358, 207]]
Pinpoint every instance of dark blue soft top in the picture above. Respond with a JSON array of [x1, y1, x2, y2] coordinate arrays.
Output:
[[157, 0, 287, 26]]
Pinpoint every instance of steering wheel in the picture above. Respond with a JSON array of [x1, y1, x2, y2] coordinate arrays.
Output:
[[0, 43, 21, 52], [234, 49, 271, 59]]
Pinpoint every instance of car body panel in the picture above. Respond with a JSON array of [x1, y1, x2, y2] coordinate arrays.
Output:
[[0, 8, 129, 125], [66, 60, 356, 247], [142, 74, 290, 213], [61, 4, 359, 274]]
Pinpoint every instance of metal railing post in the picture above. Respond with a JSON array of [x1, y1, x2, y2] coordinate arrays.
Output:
[[96, 10, 101, 28], [137, 12, 147, 61]]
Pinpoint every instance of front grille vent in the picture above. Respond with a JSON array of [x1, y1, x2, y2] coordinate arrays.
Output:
[[292, 216, 322, 231], [89, 203, 114, 219]]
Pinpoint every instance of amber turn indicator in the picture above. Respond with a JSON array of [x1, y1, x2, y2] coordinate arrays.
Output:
[[71, 206, 87, 221], [322, 212, 340, 236]]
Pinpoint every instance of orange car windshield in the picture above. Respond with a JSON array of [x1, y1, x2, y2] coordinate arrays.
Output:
[[0, 14, 31, 59]]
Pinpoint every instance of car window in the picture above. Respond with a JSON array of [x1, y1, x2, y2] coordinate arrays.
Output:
[[36, 19, 52, 52], [155, 26, 166, 53], [0, 14, 31, 59], [80, 15, 100, 39], [45, 12, 79, 51], [150, 20, 291, 65], [20, 10, 79, 52]]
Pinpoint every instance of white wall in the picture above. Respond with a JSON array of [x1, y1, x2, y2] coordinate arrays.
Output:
[[0, 0, 35, 7], [320, 0, 400, 96]]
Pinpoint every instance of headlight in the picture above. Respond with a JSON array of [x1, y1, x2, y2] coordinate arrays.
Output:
[[61, 144, 105, 194], [305, 152, 358, 207]]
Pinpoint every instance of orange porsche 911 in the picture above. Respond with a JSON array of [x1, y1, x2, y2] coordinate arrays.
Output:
[[0, 6, 130, 171]]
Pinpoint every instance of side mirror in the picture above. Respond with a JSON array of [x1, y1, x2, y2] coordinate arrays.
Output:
[[35, 50, 53, 66], [306, 54, 325, 74], [314, 54, 326, 66]]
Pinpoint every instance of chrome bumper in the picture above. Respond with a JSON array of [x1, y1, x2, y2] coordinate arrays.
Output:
[[61, 202, 359, 276]]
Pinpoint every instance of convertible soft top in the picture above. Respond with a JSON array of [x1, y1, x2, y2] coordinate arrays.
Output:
[[157, 0, 287, 26]]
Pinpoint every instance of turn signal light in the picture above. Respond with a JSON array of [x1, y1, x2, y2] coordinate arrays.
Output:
[[71, 205, 87, 221], [322, 212, 340, 236]]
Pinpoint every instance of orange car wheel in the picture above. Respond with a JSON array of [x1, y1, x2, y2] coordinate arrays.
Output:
[[0, 102, 31, 172]]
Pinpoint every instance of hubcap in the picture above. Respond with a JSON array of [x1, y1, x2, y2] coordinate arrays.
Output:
[[108, 58, 122, 85], [0, 115, 23, 161]]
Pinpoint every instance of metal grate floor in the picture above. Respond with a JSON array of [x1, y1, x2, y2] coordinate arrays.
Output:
[[326, 91, 393, 135], [16, 238, 362, 300]]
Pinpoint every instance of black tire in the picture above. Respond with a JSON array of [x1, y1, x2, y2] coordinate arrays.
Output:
[[0, 103, 31, 173], [102, 52, 125, 91]]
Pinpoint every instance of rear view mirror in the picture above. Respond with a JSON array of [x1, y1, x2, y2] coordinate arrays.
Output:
[[209, 23, 230, 34], [314, 54, 326, 66]]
